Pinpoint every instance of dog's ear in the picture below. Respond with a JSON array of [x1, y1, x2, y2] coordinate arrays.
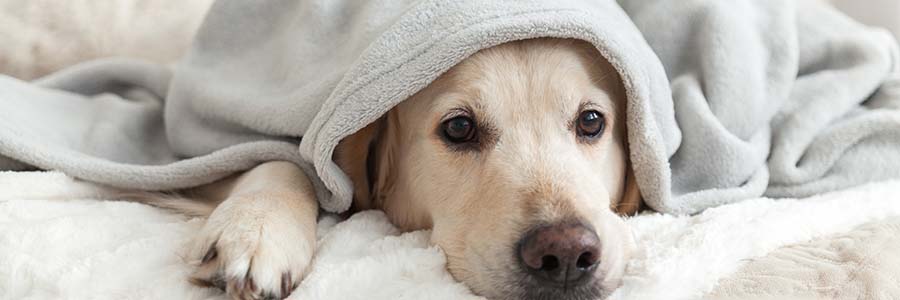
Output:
[[614, 160, 643, 216], [335, 120, 378, 210], [334, 111, 398, 211], [613, 128, 642, 216]]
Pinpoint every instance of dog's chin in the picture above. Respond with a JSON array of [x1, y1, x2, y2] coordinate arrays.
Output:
[[475, 271, 613, 300], [516, 279, 608, 300]]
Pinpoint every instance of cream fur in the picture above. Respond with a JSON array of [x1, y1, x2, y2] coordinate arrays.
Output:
[[344, 39, 635, 299]]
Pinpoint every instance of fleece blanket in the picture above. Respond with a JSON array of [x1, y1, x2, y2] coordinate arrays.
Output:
[[2, 0, 900, 215], [4, 172, 900, 299]]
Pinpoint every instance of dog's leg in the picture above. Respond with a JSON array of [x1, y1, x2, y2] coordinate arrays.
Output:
[[189, 161, 318, 300]]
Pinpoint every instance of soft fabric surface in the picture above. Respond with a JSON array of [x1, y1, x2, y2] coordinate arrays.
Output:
[[709, 217, 900, 300], [3, 171, 900, 299], [3, 0, 900, 215], [0, 0, 212, 80]]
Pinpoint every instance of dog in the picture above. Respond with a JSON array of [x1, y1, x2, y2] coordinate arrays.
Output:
[[2, 16, 642, 297], [137, 38, 641, 300]]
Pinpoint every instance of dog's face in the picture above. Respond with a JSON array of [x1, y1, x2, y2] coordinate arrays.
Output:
[[337, 38, 639, 300]]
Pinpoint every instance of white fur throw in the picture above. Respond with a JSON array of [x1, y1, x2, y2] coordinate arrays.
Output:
[[3, 171, 900, 299]]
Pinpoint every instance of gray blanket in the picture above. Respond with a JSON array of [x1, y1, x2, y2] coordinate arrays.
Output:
[[1, 0, 899, 214]]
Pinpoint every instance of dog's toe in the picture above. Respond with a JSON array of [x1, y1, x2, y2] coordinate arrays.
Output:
[[190, 237, 309, 299], [188, 196, 315, 300]]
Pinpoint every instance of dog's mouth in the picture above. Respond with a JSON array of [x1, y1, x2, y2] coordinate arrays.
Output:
[[464, 267, 608, 300], [512, 272, 607, 300]]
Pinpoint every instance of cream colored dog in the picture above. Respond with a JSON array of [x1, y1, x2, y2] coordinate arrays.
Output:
[[1, 4, 641, 298], [154, 38, 641, 300]]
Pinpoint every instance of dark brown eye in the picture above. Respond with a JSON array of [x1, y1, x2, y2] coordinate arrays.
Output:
[[576, 110, 605, 139], [442, 116, 477, 144]]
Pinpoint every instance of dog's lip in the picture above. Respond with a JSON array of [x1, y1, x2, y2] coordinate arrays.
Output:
[[518, 264, 599, 290], [511, 266, 606, 300], [514, 281, 606, 300]]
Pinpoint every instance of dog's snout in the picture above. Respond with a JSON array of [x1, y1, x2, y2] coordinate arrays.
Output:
[[518, 223, 601, 286]]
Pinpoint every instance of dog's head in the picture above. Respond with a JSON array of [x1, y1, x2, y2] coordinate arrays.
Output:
[[336, 38, 640, 299]]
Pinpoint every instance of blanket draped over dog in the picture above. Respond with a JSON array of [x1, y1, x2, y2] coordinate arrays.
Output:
[[1, 0, 899, 214]]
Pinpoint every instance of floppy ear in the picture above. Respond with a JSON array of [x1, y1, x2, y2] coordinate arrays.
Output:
[[614, 160, 643, 216], [613, 128, 643, 216], [333, 111, 398, 212], [334, 120, 378, 211]]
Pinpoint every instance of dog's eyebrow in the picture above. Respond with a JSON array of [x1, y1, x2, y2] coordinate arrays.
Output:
[[438, 100, 484, 121], [441, 107, 471, 122], [579, 99, 614, 115], [432, 90, 483, 114]]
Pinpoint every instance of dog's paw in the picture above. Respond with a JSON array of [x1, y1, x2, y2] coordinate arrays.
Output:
[[188, 194, 316, 300]]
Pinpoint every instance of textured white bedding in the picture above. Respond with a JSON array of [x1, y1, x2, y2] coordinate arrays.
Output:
[[710, 217, 900, 300], [3, 171, 900, 299]]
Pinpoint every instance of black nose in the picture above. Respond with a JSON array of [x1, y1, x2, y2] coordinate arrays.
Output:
[[518, 223, 601, 287]]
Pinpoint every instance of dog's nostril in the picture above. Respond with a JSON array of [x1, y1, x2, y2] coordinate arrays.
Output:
[[576, 251, 596, 269], [540, 255, 560, 271]]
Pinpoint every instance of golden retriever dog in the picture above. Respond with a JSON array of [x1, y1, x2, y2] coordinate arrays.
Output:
[[2, 7, 641, 296], [158, 38, 641, 300]]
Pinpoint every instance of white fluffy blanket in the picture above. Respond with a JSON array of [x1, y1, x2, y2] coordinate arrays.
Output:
[[2, 171, 900, 300]]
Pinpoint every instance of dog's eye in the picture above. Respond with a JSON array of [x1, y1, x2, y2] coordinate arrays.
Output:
[[576, 110, 605, 139], [442, 116, 477, 144]]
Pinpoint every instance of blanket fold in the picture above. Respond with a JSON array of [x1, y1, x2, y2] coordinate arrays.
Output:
[[2, 0, 899, 214]]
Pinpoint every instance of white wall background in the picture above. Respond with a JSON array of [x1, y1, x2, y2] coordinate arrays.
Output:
[[826, 0, 900, 39]]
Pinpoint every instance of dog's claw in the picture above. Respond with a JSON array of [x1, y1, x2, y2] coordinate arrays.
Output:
[[188, 277, 216, 289], [222, 276, 260, 300], [249, 277, 258, 293], [244, 278, 259, 300], [201, 243, 218, 264], [225, 277, 241, 297], [280, 272, 293, 298]]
